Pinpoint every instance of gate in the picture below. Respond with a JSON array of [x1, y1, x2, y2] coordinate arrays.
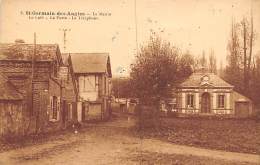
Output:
[[33, 90, 48, 133]]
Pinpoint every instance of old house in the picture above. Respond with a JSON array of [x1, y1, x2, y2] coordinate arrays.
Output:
[[67, 53, 112, 121], [0, 41, 78, 137], [175, 70, 253, 117]]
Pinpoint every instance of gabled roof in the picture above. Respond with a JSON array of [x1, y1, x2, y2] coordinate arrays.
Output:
[[179, 72, 233, 88], [0, 74, 23, 100], [67, 53, 112, 77], [62, 54, 79, 99], [0, 43, 62, 63]]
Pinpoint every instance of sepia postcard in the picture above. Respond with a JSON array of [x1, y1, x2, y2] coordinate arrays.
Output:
[[0, 0, 260, 164]]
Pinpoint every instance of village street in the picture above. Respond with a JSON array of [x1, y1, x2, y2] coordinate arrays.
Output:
[[0, 114, 259, 165]]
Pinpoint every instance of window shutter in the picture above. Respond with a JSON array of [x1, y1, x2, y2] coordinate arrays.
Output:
[[49, 96, 53, 120], [192, 94, 195, 108], [186, 94, 188, 107], [223, 94, 226, 109], [57, 96, 61, 120], [98, 76, 103, 97]]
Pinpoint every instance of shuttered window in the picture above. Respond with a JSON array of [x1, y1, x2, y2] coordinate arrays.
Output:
[[218, 94, 225, 108], [186, 94, 194, 108]]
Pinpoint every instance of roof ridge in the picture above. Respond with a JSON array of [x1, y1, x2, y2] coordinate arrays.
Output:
[[0, 43, 58, 46], [67, 52, 109, 55]]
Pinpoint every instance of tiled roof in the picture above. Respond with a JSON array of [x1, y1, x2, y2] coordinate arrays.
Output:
[[0, 74, 23, 100], [179, 72, 233, 88], [68, 53, 112, 77], [0, 43, 61, 61]]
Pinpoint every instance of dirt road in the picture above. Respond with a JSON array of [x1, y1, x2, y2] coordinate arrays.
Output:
[[0, 115, 259, 165]]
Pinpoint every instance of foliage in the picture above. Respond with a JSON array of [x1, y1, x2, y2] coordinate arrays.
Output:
[[129, 34, 194, 129], [224, 21, 244, 92], [130, 34, 193, 102], [223, 16, 259, 105], [111, 77, 132, 98]]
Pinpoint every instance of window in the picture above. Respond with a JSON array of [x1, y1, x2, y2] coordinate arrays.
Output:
[[68, 103, 73, 120], [49, 96, 60, 121], [218, 94, 225, 108], [186, 94, 194, 108], [104, 76, 106, 94], [95, 75, 99, 91], [82, 75, 99, 92]]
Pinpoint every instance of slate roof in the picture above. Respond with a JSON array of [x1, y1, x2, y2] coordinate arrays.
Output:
[[0, 74, 23, 100], [0, 43, 61, 62], [68, 53, 112, 77], [179, 72, 233, 88]]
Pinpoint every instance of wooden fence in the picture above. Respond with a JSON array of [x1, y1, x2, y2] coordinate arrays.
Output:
[[0, 100, 24, 138]]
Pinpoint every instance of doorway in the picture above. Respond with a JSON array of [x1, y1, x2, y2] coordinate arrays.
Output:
[[201, 92, 211, 113]]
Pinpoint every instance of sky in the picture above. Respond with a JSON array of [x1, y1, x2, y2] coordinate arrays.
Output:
[[0, 0, 260, 77]]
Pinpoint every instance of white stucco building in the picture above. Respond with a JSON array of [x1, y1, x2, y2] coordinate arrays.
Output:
[[68, 53, 112, 121], [175, 71, 253, 117]]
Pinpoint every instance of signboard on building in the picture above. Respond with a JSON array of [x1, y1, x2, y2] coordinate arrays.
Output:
[[59, 66, 68, 80]]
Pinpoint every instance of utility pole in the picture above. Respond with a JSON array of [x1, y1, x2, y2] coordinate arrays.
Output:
[[32, 32, 40, 133], [59, 28, 70, 126], [59, 28, 71, 53], [32, 32, 36, 115], [134, 0, 143, 162]]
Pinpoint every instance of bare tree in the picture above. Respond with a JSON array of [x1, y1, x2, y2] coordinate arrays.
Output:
[[225, 19, 243, 92], [200, 50, 207, 69], [224, 13, 256, 97], [209, 49, 217, 73], [241, 13, 255, 92]]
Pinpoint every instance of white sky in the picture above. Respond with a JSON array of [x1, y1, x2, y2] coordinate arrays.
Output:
[[0, 0, 260, 76]]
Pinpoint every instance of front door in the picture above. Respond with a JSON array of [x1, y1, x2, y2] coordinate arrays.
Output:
[[82, 102, 85, 121], [201, 92, 210, 113]]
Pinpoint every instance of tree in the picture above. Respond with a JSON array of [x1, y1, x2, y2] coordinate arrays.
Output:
[[241, 13, 255, 93], [224, 14, 256, 99], [130, 34, 193, 128], [225, 19, 244, 92], [111, 77, 132, 98], [250, 52, 260, 107], [130, 34, 193, 101], [218, 60, 224, 77], [177, 51, 194, 81], [208, 49, 217, 73], [200, 50, 207, 69]]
